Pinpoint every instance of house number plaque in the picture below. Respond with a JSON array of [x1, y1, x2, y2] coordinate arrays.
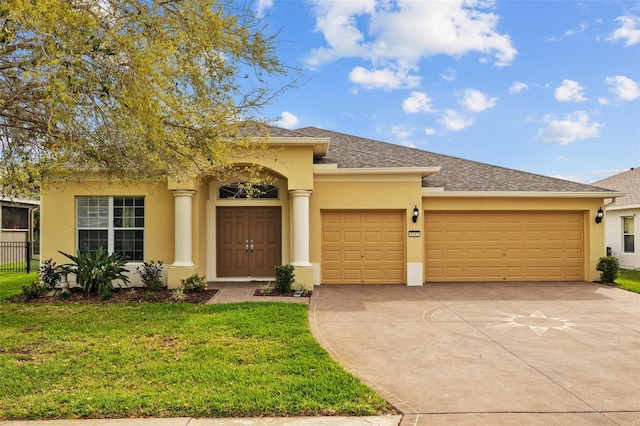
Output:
[[408, 230, 421, 238]]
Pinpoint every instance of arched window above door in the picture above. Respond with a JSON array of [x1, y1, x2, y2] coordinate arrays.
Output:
[[219, 183, 279, 199]]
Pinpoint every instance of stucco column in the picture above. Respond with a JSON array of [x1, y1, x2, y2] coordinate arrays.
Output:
[[290, 190, 312, 268], [172, 190, 195, 267]]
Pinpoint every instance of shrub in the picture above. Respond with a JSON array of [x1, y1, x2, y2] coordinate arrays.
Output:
[[181, 274, 206, 292], [59, 247, 130, 299], [22, 280, 49, 300], [39, 258, 62, 289], [274, 264, 295, 294], [136, 260, 164, 291], [596, 255, 620, 283]]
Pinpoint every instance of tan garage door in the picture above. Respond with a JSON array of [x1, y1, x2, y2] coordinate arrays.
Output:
[[425, 211, 584, 282], [322, 210, 405, 284]]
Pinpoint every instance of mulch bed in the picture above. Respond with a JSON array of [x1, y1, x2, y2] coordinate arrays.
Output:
[[253, 288, 313, 298], [8, 287, 218, 304]]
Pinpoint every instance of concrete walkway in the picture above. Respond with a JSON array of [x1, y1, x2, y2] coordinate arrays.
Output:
[[309, 282, 640, 425]]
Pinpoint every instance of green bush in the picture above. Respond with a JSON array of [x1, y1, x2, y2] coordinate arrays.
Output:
[[39, 258, 62, 289], [59, 247, 130, 299], [21, 280, 49, 300], [136, 260, 164, 291], [596, 255, 620, 283], [181, 274, 206, 292], [274, 264, 295, 294]]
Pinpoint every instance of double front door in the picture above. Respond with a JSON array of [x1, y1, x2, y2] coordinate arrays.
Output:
[[217, 207, 282, 277]]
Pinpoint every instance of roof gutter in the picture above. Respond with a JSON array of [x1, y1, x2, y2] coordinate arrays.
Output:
[[422, 190, 626, 198], [315, 166, 441, 177]]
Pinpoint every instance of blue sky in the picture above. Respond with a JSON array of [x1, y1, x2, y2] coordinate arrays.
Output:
[[252, 0, 639, 184]]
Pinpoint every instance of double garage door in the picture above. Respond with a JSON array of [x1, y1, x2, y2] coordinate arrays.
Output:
[[425, 211, 585, 282], [321, 211, 405, 284]]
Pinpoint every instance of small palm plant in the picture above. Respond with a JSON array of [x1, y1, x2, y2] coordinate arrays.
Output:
[[59, 247, 130, 299]]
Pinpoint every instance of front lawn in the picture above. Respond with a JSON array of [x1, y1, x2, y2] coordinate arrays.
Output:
[[617, 269, 640, 294], [0, 272, 38, 300], [0, 302, 392, 420]]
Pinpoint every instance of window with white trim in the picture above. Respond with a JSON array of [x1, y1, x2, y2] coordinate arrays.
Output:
[[77, 196, 144, 261], [623, 216, 635, 254]]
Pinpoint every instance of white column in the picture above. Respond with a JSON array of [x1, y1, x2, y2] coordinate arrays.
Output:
[[172, 190, 195, 267], [290, 190, 312, 267]]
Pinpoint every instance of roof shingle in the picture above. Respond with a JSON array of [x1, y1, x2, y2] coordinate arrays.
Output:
[[592, 168, 640, 207], [296, 126, 614, 193]]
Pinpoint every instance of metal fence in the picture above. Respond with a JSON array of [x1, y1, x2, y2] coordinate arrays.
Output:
[[0, 241, 35, 273]]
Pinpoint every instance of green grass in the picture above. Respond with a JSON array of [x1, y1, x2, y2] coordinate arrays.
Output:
[[617, 269, 640, 294], [0, 302, 391, 420], [0, 272, 38, 300]]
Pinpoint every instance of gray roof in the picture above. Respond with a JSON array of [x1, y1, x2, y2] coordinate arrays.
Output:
[[296, 126, 613, 193], [592, 168, 640, 207]]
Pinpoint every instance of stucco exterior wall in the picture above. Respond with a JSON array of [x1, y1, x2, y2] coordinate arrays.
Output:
[[41, 179, 175, 286], [604, 209, 639, 269], [310, 174, 425, 285], [424, 196, 606, 282]]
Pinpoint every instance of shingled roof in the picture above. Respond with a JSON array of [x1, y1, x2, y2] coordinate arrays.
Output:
[[592, 167, 640, 207], [295, 126, 613, 193]]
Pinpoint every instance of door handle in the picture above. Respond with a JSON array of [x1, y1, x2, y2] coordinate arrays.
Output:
[[250, 240, 254, 255], [245, 240, 249, 256]]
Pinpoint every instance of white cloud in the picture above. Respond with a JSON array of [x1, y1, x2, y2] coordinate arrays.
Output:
[[564, 21, 588, 37], [278, 111, 299, 129], [349, 66, 421, 90], [605, 75, 640, 101], [536, 111, 602, 145], [403, 91, 435, 113], [607, 15, 640, 47], [424, 127, 437, 136], [441, 68, 456, 82], [509, 81, 529, 94], [598, 97, 610, 105], [438, 109, 473, 131], [255, 0, 274, 18], [306, 0, 517, 79], [390, 124, 415, 140], [554, 79, 587, 103], [458, 88, 497, 112]]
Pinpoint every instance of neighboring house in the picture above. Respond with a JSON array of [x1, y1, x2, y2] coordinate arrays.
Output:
[[40, 127, 620, 288], [593, 168, 639, 269], [1, 197, 39, 243], [0, 196, 39, 268]]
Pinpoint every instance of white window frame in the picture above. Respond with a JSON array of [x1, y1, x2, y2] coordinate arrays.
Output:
[[76, 196, 145, 261], [622, 216, 635, 254]]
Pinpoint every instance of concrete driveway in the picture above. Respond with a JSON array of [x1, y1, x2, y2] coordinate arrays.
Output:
[[309, 282, 640, 425]]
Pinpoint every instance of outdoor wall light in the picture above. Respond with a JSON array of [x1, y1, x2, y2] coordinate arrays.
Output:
[[595, 207, 604, 224], [412, 205, 419, 223]]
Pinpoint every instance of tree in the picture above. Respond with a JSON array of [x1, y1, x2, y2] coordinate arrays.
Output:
[[0, 0, 294, 198]]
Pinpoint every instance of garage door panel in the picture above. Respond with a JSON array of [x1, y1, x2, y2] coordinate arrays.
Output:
[[426, 211, 584, 282], [322, 210, 405, 284]]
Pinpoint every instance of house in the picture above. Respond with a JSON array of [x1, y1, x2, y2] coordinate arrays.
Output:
[[1, 196, 39, 268], [40, 126, 620, 288], [593, 168, 639, 269]]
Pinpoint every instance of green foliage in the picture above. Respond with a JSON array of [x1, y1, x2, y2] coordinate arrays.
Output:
[[21, 280, 48, 300], [171, 287, 185, 301], [136, 260, 164, 291], [58, 247, 130, 299], [274, 264, 295, 294], [181, 274, 207, 293], [39, 258, 62, 289], [0, 0, 296, 198], [596, 255, 620, 283]]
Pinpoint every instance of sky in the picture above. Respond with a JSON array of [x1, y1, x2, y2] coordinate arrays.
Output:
[[243, 0, 640, 185]]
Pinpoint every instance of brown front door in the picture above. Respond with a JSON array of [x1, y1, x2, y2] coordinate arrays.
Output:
[[217, 207, 282, 277]]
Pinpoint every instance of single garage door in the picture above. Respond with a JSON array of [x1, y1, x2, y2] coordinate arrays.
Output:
[[322, 210, 405, 284], [425, 211, 584, 281]]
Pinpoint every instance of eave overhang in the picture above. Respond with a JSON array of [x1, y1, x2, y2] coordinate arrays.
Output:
[[422, 190, 626, 198], [265, 137, 330, 157]]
